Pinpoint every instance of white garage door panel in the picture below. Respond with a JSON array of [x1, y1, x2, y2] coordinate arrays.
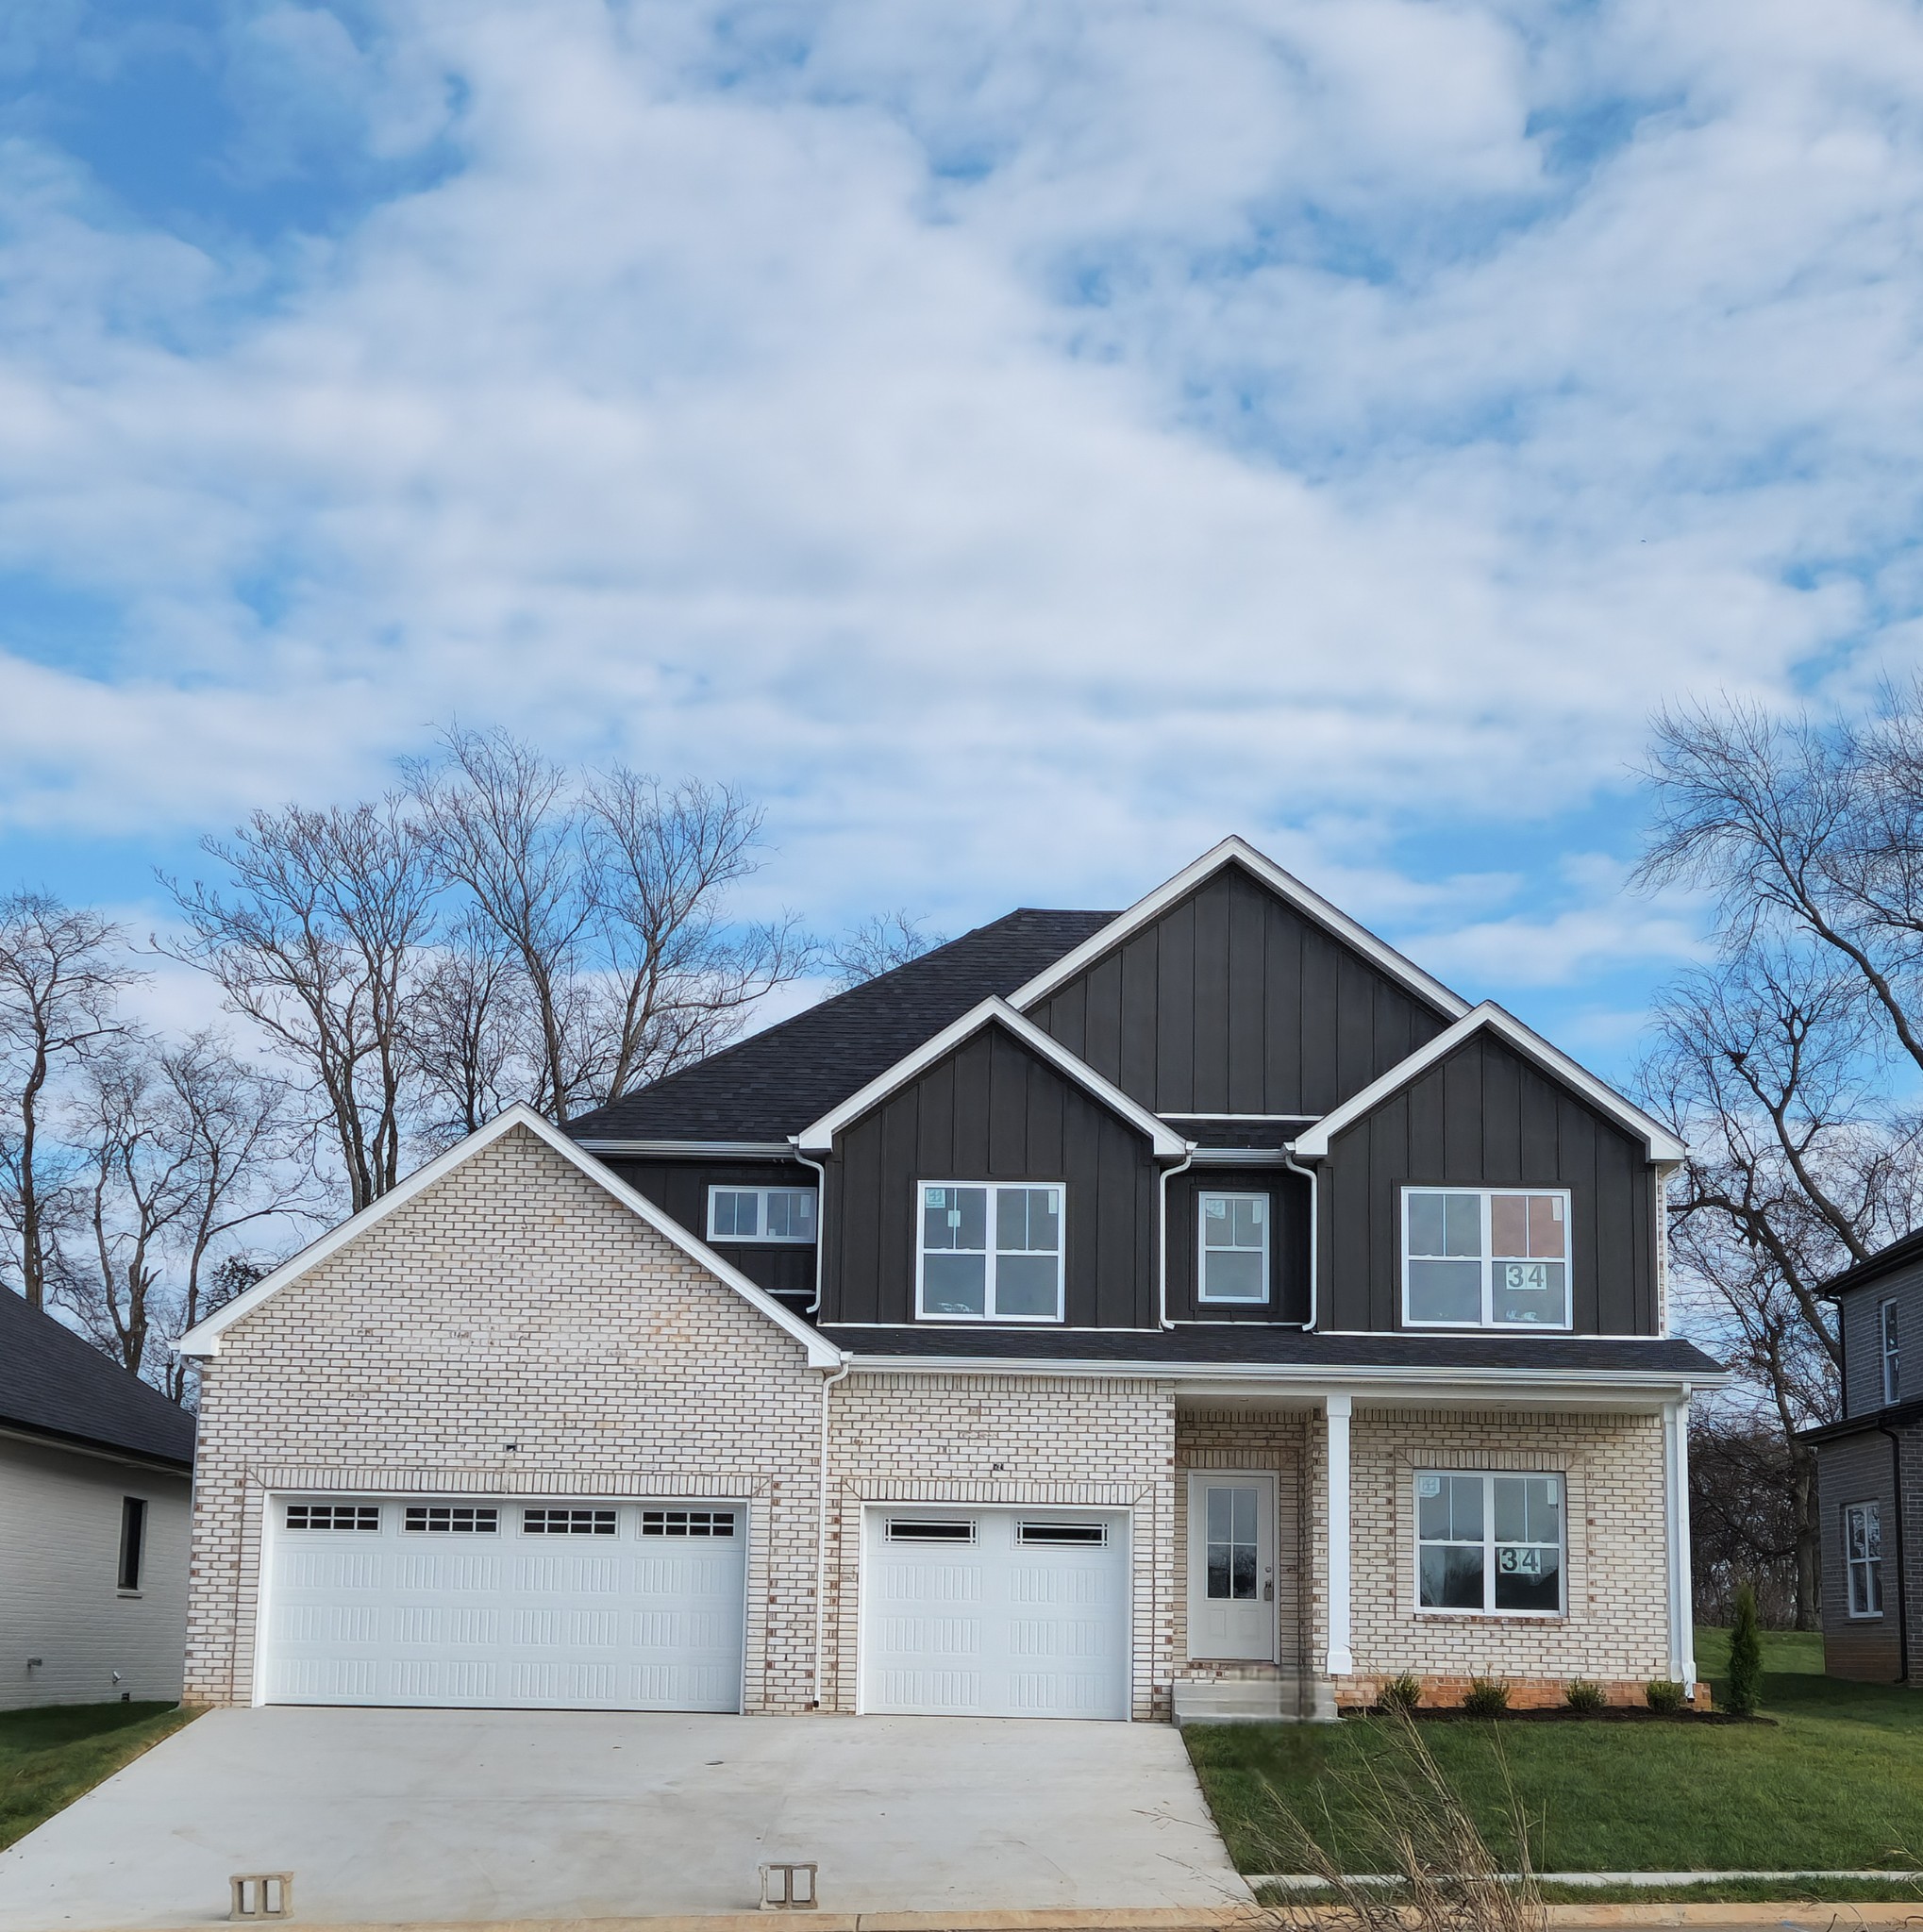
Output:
[[861, 1508, 1130, 1720], [263, 1499, 746, 1711]]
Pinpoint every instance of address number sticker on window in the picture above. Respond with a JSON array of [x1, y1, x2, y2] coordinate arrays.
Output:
[[1501, 1262, 1554, 1291], [1497, 1547, 1545, 1575], [1416, 1475, 1443, 1497]]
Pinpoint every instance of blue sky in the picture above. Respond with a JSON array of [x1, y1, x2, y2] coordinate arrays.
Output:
[[6, 0, 1923, 1074]]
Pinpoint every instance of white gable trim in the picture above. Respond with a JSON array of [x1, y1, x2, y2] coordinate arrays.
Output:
[[176, 1104, 844, 1367], [794, 998, 1190, 1159], [1290, 1002, 1690, 1163], [1007, 835, 1473, 1021]]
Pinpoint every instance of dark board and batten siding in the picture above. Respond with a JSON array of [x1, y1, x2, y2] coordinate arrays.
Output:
[[1319, 1031, 1658, 1336], [601, 1157, 819, 1300], [822, 1022, 1160, 1328], [1026, 862, 1452, 1120], [1162, 1165, 1313, 1324]]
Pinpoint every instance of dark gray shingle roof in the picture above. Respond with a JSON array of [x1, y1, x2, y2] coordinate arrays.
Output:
[[0, 1290, 196, 1468], [566, 908, 1119, 1142]]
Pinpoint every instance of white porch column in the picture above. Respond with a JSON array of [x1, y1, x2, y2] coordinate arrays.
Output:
[[1325, 1394, 1354, 1676], [1664, 1393, 1697, 1691]]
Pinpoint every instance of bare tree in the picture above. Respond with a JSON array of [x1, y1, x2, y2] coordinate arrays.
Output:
[[1690, 1412, 1804, 1626], [0, 895, 139, 1308], [162, 797, 438, 1211], [408, 922, 538, 1147], [828, 911, 945, 990]]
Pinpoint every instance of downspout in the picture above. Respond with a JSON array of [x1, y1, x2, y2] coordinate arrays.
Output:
[[1157, 1144, 1196, 1329], [1282, 1144, 1318, 1330], [791, 1141, 828, 1316], [813, 1354, 852, 1708], [1877, 1416, 1911, 1685]]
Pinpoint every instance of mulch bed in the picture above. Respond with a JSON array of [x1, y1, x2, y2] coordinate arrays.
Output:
[[1339, 1705, 1772, 1725]]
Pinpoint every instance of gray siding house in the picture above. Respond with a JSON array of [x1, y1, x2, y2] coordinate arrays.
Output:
[[1, 1291, 195, 1708], [176, 838, 1722, 1723]]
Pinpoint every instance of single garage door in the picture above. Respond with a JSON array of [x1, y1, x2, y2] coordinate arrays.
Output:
[[261, 1496, 747, 1710], [861, 1507, 1130, 1720]]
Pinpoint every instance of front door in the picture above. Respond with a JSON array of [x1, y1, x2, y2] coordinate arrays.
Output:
[[1186, 1474, 1276, 1661]]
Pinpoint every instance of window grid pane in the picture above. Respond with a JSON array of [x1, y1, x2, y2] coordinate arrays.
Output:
[[1199, 1191, 1268, 1303], [921, 1181, 1063, 1321], [1405, 1189, 1572, 1330], [1417, 1471, 1562, 1616]]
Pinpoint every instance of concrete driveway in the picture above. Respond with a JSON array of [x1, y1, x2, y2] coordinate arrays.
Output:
[[0, 1707, 1250, 1929]]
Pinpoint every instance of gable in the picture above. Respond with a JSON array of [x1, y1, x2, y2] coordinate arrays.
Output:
[[1022, 858, 1456, 1119], [179, 1108, 840, 1368]]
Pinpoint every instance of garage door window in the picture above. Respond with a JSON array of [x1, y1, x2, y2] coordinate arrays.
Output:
[[642, 1509, 736, 1537], [885, 1518, 977, 1542], [1018, 1521, 1107, 1546], [404, 1506, 498, 1533], [285, 1504, 380, 1531], [918, 1182, 1064, 1321], [523, 1508, 617, 1535]]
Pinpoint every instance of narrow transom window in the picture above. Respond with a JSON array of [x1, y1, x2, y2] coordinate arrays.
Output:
[[118, 1498, 146, 1592], [1199, 1191, 1268, 1304], [917, 1182, 1063, 1321], [885, 1518, 977, 1542], [403, 1506, 499, 1534], [1845, 1501, 1883, 1617], [523, 1508, 617, 1535], [1416, 1472, 1563, 1616], [1017, 1521, 1108, 1545], [285, 1503, 381, 1531], [641, 1508, 735, 1537], [1883, 1300, 1901, 1407], [707, 1186, 817, 1243], [1403, 1189, 1571, 1329]]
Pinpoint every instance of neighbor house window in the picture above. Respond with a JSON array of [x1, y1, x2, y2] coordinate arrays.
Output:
[[118, 1498, 146, 1593], [1883, 1299, 1901, 1407], [1199, 1192, 1268, 1304], [917, 1182, 1063, 1321], [707, 1186, 817, 1243], [1415, 1471, 1563, 1616], [1845, 1502, 1883, 1617], [1403, 1188, 1571, 1328]]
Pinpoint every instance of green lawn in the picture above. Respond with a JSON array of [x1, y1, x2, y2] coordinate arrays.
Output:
[[0, 1703, 198, 1853], [1185, 1629, 1923, 1884]]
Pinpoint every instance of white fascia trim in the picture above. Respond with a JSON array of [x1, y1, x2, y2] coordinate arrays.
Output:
[[1007, 836, 1472, 1022], [176, 1104, 844, 1370], [794, 997, 1189, 1159], [1290, 1001, 1690, 1164], [573, 1140, 796, 1158]]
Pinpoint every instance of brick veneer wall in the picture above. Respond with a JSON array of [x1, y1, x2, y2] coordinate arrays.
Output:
[[1325, 1406, 1675, 1707], [185, 1125, 828, 1710], [824, 1373, 1177, 1719]]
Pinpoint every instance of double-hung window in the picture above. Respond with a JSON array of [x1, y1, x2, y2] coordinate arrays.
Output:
[[1199, 1192, 1268, 1304], [1845, 1501, 1883, 1617], [918, 1182, 1063, 1321], [1403, 1188, 1571, 1328], [707, 1186, 817, 1243], [1882, 1299, 1901, 1407], [1415, 1471, 1563, 1615]]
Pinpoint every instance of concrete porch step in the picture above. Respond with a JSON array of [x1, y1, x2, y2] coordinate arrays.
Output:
[[1172, 1674, 1338, 1725]]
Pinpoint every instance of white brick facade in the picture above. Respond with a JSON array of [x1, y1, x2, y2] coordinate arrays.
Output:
[[184, 1125, 1687, 1718]]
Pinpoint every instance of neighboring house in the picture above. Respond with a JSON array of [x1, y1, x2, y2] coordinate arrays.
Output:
[[1804, 1234, 1923, 1682], [1, 1290, 195, 1708], [177, 837, 1722, 1724]]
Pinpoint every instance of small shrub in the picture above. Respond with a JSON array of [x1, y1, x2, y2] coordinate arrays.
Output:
[[1645, 1679, 1685, 1713], [1728, 1581, 1764, 1716], [1564, 1678, 1605, 1713], [1463, 1676, 1511, 1716], [1379, 1672, 1423, 1713]]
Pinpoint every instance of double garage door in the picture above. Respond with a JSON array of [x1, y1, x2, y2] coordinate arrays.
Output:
[[261, 1496, 1131, 1719]]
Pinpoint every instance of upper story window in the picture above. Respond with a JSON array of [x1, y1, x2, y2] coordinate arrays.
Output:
[[1403, 1187, 1570, 1330], [918, 1182, 1063, 1322], [1882, 1298, 1901, 1407], [1845, 1500, 1883, 1618], [707, 1185, 817, 1244], [1199, 1191, 1268, 1304]]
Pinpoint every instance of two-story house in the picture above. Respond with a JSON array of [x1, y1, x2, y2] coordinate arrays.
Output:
[[1805, 1236, 1923, 1682], [177, 837, 1721, 1722]]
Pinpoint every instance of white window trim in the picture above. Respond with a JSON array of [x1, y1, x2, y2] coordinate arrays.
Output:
[[914, 1179, 1066, 1324], [1844, 1500, 1883, 1620], [705, 1184, 818, 1245], [1413, 1469, 1566, 1620], [1401, 1186, 1574, 1332], [1196, 1191, 1270, 1306], [1881, 1298, 1901, 1407]]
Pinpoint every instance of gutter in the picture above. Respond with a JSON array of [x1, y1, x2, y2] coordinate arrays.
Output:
[[812, 1353, 853, 1707], [1877, 1414, 1912, 1684], [790, 1140, 830, 1316], [573, 1139, 796, 1158], [1282, 1142, 1318, 1330], [1157, 1145, 1197, 1329]]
